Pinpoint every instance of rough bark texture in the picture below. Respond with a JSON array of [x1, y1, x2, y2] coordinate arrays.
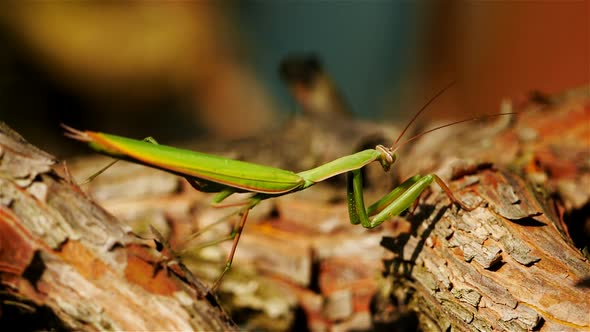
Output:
[[381, 86, 590, 331], [0, 122, 237, 331], [3, 85, 588, 331]]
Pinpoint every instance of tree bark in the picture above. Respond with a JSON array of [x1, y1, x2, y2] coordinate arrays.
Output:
[[379, 86, 590, 331], [0, 123, 237, 331]]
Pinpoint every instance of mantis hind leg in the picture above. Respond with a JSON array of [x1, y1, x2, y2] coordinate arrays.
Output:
[[204, 195, 260, 291], [347, 171, 477, 229], [210, 205, 253, 291], [171, 198, 258, 291]]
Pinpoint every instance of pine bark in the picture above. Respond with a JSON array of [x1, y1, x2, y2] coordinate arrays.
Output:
[[381, 86, 590, 331]]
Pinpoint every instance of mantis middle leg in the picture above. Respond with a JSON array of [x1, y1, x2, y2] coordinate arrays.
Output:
[[208, 196, 261, 290]]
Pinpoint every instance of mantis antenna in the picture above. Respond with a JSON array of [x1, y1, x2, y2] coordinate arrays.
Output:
[[391, 81, 456, 148], [392, 111, 519, 152], [389, 82, 518, 152]]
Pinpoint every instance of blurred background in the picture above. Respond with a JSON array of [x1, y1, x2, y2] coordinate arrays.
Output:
[[0, 1, 587, 157]]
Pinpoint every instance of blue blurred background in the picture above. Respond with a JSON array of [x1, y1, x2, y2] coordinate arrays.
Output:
[[238, 1, 419, 120]]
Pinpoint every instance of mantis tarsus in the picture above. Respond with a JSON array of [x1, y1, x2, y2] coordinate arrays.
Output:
[[64, 87, 514, 290]]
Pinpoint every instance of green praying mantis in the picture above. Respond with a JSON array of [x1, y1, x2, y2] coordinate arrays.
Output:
[[64, 87, 514, 290]]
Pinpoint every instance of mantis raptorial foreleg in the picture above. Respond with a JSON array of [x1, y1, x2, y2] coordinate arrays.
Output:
[[347, 171, 477, 229]]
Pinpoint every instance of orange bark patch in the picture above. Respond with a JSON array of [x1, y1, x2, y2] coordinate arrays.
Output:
[[0, 208, 36, 275], [124, 246, 179, 296], [57, 240, 108, 280]]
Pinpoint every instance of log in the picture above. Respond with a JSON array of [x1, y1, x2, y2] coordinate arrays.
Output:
[[0, 122, 237, 331], [379, 86, 590, 331]]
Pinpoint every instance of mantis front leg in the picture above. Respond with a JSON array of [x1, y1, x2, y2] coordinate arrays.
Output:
[[347, 170, 477, 228]]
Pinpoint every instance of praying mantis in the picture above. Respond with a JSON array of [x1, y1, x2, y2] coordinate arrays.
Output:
[[64, 87, 513, 290]]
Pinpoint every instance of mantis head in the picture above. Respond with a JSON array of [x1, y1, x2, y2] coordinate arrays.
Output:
[[375, 145, 396, 172]]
